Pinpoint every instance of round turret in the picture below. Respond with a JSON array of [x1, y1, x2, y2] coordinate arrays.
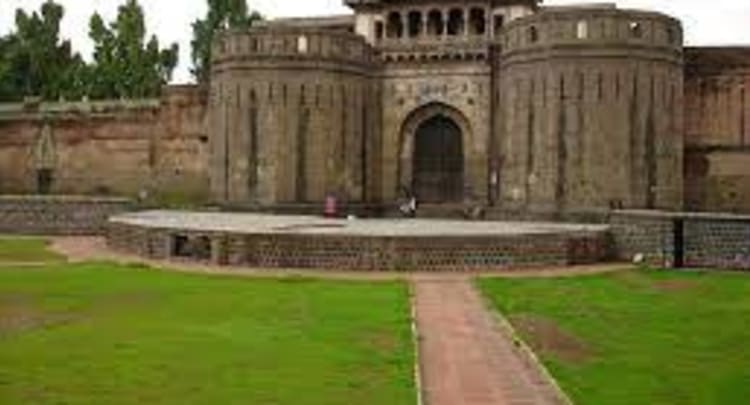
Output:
[[209, 28, 379, 205], [494, 6, 684, 212]]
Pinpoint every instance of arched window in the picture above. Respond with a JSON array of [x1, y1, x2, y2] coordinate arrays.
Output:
[[529, 26, 539, 43], [493, 15, 505, 37], [297, 36, 309, 53], [427, 10, 444, 36], [447, 9, 464, 36], [469, 8, 486, 36], [576, 20, 588, 39], [407, 11, 422, 38], [375, 21, 384, 40], [629, 21, 642, 38], [386, 12, 404, 39]]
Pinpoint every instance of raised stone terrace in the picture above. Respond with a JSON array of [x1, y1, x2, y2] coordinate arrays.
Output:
[[107, 211, 610, 272]]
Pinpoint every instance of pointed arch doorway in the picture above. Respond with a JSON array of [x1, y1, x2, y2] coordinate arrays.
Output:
[[412, 115, 464, 202], [399, 103, 470, 204]]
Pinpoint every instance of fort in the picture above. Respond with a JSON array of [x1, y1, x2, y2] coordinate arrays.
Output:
[[1, 0, 750, 271]]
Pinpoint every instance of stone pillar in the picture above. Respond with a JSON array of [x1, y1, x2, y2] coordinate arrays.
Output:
[[401, 14, 407, 40], [485, 8, 491, 38], [442, 10, 448, 40], [464, 8, 469, 38], [743, 77, 750, 145]]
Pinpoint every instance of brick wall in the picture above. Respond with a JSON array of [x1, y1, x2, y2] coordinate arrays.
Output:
[[0, 196, 133, 235]]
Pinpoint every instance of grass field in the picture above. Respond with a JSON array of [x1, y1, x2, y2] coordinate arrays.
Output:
[[0, 237, 65, 263], [0, 262, 415, 404], [479, 269, 750, 405]]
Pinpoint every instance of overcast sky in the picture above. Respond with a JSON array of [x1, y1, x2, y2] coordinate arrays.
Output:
[[1, 0, 749, 83]]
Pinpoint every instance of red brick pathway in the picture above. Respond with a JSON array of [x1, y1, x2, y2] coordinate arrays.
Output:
[[413, 279, 564, 405]]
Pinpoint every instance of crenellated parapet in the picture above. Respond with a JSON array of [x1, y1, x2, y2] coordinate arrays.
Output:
[[501, 6, 683, 65], [212, 28, 377, 74]]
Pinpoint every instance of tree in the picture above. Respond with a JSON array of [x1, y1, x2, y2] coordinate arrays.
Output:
[[87, 0, 178, 99], [190, 0, 262, 84], [0, 37, 15, 101], [0, 1, 84, 101]]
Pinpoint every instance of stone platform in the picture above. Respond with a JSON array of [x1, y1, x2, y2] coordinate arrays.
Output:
[[107, 211, 611, 271]]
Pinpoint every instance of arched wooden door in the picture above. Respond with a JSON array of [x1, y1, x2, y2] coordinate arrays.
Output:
[[412, 115, 464, 203]]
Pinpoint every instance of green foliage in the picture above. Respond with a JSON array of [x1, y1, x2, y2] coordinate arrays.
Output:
[[0, 1, 86, 102], [0, 0, 178, 101], [191, 0, 263, 83], [0, 38, 14, 99], [479, 270, 750, 405], [0, 262, 415, 404], [87, 0, 179, 99]]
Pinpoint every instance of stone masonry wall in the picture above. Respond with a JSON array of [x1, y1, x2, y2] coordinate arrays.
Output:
[[107, 219, 611, 271], [610, 210, 675, 264], [209, 28, 379, 206], [684, 47, 750, 213], [610, 210, 750, 270], [498, 7, 684, 214], [0, 195, 133, 235], [380, 62, 492, 203], [0, 86, 209, 203]]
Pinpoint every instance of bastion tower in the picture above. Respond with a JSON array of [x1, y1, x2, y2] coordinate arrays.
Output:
[[209, 0, 685, 215], [209, 27, 379, 205]]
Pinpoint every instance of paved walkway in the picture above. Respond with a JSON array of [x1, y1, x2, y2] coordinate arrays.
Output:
[[414, 279, 564, 405]]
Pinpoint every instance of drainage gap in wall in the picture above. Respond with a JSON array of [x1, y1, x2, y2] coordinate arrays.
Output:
[[171, 234, 212, 262]]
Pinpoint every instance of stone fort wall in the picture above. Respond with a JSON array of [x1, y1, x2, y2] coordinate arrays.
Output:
[[0, 2, 748, 216], [379, 57, 493, 205], [684, 48, 750, 213], [0, 86, 209, 203], [496, 7, 684, 214], [209, 28, 381, 206]]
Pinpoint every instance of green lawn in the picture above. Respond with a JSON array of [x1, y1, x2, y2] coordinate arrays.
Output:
[[0, 237, 65, 264], [0, 263, 415, 405], [479, 270, 750, 405]]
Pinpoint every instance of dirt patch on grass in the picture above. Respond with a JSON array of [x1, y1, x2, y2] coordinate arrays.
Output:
[[364, 328, 400, 353], [611, 271, 653, 290], [509, 314, 593, 364], [0, 298, 77, 337], [652, 279, 698, 292]]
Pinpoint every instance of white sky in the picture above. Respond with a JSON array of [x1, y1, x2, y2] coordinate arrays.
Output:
[[1, 0, 749, 84]]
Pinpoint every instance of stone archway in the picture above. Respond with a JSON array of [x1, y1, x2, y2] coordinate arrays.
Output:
[[399, 103, 471, 203], [413, 116, 463, 202]]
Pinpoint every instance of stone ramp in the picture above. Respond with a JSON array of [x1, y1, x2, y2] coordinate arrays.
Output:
[[413, 279, 565, 405]]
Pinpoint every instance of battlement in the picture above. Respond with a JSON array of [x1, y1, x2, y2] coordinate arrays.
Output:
[[501, 7, 682, 59], [212, 27, 377, 70], [0, 98, 160, 122]]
